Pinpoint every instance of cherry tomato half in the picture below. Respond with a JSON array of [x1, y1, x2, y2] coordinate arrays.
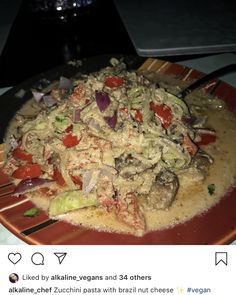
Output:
[[134, 109, 143, 123], [64, 124, 73, 133], [62, 133, 80, 148], [12, 164, 41, 179], [53, 168, 83, 188], [12, 147, 33, 163], [70, 174, 83, 189], [119, 107, 128, 113], [53, 168, 66, 186], [182, 135, 198, 156], [150, 102, 173, 129], [105, 76, 124, 88], [196, 133, 216, 145]]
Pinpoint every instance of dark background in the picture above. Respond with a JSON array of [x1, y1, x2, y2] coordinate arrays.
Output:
[[0, 0, 136, 87]]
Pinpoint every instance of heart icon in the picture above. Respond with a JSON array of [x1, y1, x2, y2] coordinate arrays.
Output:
[[8, 253, 22, 265]]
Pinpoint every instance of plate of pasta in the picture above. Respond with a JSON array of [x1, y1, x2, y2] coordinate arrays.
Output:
[[1, 55, 236, 244]]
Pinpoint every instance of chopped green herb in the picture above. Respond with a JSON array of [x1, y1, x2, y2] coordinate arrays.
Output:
[[55, 116, 66, 123], [207, 184, 216, 195], [23, 208, 39, 217]]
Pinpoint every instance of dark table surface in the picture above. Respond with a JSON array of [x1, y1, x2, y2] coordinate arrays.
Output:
[[115, 0, 236, 57]]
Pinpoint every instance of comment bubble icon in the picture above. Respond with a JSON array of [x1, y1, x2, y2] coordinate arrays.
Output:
[[31, 252, 44, 265]]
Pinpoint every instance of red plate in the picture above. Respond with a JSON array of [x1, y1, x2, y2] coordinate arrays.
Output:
[[1, 57, 236, 244]]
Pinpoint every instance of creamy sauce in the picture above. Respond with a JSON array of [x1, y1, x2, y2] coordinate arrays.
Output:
[[146, 103, 236, 231], [5, 78, 236, 237]]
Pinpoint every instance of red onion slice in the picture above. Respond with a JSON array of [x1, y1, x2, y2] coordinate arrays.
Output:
[[88, 118, 102, 132], [59, 76, 72, 89], [73, 108, 81, 122], [12, 178, 55, 197], [82, 170, 100, 194], [43, 95, 57, 107], [182, 115, 208, 128], [32, 91, 44, 102], [95, 91, 110, 112], [195, 128, 216, 136], [104, 111, 117, 129], [181, 115, 195, 125]]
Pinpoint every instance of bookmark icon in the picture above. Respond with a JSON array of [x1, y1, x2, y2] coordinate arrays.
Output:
[[215, 252, 228, 266], [54, 252, 67, 264]]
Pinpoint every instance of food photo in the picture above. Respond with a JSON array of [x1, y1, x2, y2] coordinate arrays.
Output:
[[1, 0, 236, 245]]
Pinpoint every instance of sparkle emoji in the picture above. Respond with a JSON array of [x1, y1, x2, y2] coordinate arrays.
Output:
[[177, 287, 184, 294]]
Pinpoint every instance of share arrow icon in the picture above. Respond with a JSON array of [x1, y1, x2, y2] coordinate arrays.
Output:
[[54, 252, 67, 264]]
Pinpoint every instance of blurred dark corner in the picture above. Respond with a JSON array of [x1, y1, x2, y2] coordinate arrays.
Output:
[[0, 0, 136, 87]]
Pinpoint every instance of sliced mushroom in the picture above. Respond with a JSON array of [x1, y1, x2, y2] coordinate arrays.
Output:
[[145, 170, 179, 210], [177, 150, 213, 185], [115, 154, 151, 178], [191, 150, 213, 174]]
